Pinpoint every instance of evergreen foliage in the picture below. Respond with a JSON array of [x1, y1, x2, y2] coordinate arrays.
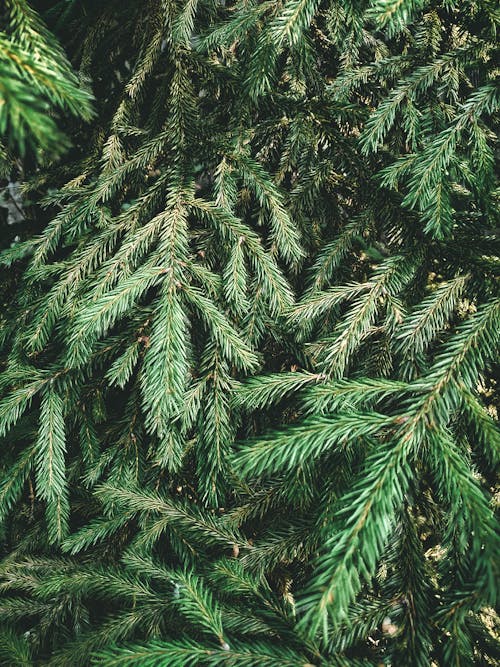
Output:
[[0, 0, 93, 166], [0, 0, 498, 665]]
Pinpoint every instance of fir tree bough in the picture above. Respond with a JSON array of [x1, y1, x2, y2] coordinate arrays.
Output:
[[0, 1, 498, 665]]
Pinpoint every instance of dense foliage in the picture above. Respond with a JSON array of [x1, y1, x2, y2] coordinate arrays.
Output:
[[0, 0, 498, 664]]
